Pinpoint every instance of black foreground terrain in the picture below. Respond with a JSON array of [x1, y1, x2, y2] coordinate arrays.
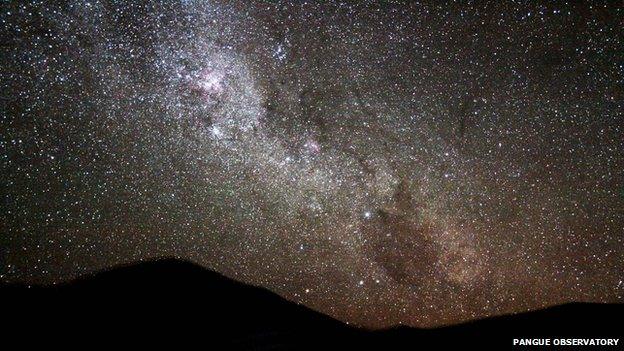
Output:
[[1, 259, 621, 350]]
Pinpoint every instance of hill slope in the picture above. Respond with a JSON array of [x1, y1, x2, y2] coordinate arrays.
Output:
[[1, 259, 621, 349]]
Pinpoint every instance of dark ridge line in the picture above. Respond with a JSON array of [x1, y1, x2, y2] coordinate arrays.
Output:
[[1, 257, 621, 332]]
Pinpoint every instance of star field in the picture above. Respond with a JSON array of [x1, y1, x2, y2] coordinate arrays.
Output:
[[1, 0, 623, 327]]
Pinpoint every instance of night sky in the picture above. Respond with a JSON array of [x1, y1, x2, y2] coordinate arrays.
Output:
[[2, 1, 623, 328]]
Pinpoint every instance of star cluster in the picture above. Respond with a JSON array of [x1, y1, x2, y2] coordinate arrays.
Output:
[[1, 0, 623, 327]]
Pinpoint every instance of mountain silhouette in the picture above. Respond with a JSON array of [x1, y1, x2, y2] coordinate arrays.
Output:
[[1, 259, 621, 350]]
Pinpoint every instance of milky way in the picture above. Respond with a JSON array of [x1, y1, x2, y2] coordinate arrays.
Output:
[[2, 1, 623, 327]]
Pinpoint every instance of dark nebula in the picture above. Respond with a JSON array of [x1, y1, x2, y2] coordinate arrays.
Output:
[[1, 0, 623, 327]]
